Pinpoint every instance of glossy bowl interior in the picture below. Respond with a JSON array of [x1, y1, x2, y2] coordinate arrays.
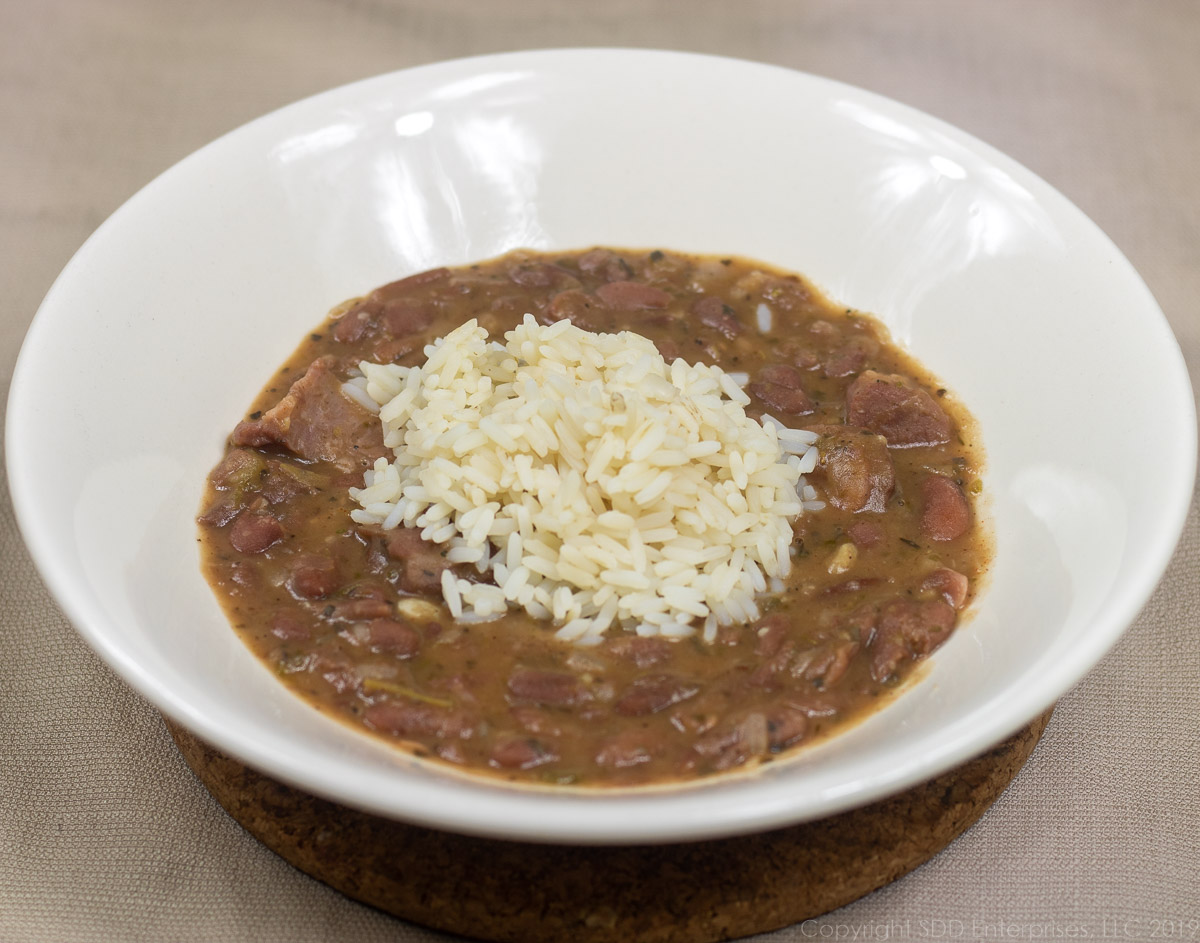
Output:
[[7, 49, 1195, 843]]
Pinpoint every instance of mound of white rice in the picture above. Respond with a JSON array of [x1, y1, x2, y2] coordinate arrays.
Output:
[[348, 314, 821, 645]]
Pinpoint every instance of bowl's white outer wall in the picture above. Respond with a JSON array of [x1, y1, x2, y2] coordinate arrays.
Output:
[[7, 50, 1196, 844]]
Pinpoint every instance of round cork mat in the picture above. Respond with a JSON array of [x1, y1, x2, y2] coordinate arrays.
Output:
[[167, 709, 1051, 943]]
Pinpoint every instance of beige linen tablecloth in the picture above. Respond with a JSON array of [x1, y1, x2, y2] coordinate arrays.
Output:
[[3, 2, 1197, 940]]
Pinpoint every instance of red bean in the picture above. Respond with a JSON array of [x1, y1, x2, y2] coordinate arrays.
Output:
[[606, 636, 673, 669], [507, 669, 591, 707], [595, 280, 671, 309], [847, 520, 885, 548], [614, 675, 699, 716], [578, 248, 632, 282], [490, 737, 558, 770], [919, 475, 971, 542], [364, 700, 473, 739], [287, 555, 339, 599], [692, 296, 743, 338], [509, 262, 569, 288], [331, 598, 395, 622], [270, 610, 309, 641], [368, 618, 421, 657], [922, 567, 970, 609], [228, 511, 283, 554]]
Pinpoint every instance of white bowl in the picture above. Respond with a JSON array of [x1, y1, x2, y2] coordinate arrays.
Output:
[[8, 49, 1195, 844]]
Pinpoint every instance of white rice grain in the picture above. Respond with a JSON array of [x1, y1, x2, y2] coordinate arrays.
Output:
[[350, 315, 820, 642]]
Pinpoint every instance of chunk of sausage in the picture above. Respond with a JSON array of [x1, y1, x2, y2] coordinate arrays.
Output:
[[287, 555, 340, 600], [845, 370, 951, 447], [919, 475, 971, 541], [814, 426, 895, 512], [230, 357, 386, 470], [692, 296, 743, 338], [749, 364, 816, 416], [507, 669, 592, 707], [615, 674, 699, 716], [595, 280, 672, 309], [228, 511, 283, 554], [869, 597, 957, 682], [368, 618, 421, 657]]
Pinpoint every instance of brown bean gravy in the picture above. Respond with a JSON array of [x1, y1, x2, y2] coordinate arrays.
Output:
[[198, 248, 989, 787]]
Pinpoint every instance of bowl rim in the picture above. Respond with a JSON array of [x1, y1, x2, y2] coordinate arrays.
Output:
[[7, 47, 1196, 844]]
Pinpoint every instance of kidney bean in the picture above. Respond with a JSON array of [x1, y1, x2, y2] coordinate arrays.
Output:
[[919, 475, 971, 541], [595, 280, 672, 309], [614, 675, 699, 716], [228, 511, 283, 554], [287, 555, 339, 599], [368, 618, 421, 657], [507, 669, 592, 707]]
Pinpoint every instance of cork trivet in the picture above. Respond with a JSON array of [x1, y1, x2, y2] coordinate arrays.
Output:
[[167, 709, 1052, 942]]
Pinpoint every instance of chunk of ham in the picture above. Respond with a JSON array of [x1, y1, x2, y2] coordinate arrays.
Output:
[[845, 370, 951, 447], [869, 597, 957, 682], [811, 425, 895, 513], [231, 356, 386, 471]]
